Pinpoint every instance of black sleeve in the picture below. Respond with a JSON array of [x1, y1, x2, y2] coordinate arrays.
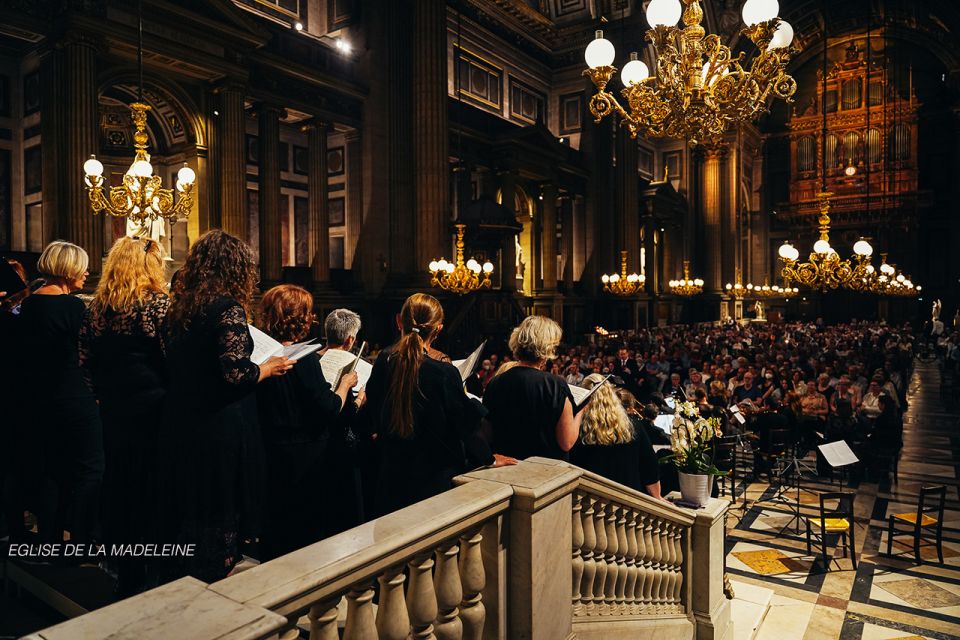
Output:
[[215, 303, 260, 390], [295, 354, 344, 425], [358, 350, 390, 438], [634, 426, 660, 487], [440, 364, 493, 467]]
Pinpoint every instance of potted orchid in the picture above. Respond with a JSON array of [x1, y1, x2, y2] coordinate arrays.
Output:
[[660, 401, 727, 507]]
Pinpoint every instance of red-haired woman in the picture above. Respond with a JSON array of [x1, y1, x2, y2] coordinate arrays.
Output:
[[255, 284, 357, 559], [163, 230, 293, 581], [363, 293, 515, 516]]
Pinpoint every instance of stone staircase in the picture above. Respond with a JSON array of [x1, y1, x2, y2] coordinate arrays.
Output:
[[729, 579, 774, 640]]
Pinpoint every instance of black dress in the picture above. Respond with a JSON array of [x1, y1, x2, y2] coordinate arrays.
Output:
[[256, 353, 343, 560], [364, 349, 492, 517], [1, 305, 27, 540], [17, 294, 104, 545], [483, 366, 572, 461], [571, 436, 659, 494], [79, 292, 169, 594], [162, 297, 263, 582]]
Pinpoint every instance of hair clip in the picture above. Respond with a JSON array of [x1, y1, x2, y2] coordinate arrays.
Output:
[[411, 327, 421, 334]]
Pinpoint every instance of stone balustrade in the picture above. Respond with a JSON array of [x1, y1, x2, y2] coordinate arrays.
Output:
[[20, 459, 729, 640]]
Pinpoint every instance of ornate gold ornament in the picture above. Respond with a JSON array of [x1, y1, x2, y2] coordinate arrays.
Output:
[[668, 260, 704, 296], [429, 224, 494, 295], [83, 103, 196, 231], [583, 0, 798, 146], [602, 250, 645, 296]]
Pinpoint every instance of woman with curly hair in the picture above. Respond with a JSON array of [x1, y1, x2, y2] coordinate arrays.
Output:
[[571, 374, 663, 498], [78, 236, 170, 595], [162, 229, 292, 581], [363, 293, 515, 516], [483, 315, 582, 461], [255, 285, 357, 559]]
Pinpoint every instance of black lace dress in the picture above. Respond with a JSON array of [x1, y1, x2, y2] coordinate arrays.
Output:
[[79, 291, 169, 594], [161, 297, 263, 582]]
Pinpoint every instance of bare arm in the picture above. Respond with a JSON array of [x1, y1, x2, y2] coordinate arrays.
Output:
[[555, 398, 583, 452]]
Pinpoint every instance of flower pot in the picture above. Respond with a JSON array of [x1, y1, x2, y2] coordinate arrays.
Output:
[[678, 471, 714, 508]]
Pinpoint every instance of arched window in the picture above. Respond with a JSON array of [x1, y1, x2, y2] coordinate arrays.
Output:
[[892, 124, 910, 161], [826, 133, 841, 168], [842, 78, 862, 110], [866, 128, 881, 164], [842, 131, 861, 166], [797, 136, 816, 172]]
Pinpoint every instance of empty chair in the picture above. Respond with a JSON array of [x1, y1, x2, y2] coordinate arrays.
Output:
[[806, 491, 857, 570], [755, 427, 792, 482], [886, 485, 946, 564]]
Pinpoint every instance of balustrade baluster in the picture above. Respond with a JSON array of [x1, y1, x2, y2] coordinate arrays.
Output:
[[650, 519, 665, 615], [672, 524, 685, 612], [591, 499, 608, 615], [602, 504, 620, 614], [408, 553, 439, 640], [658, 523, 675, 611], [308, 599, 341, 640], [377, 567, 411, 640], [614, 505, 629, 613], [279, 621, 300, 640], [571, 493, 585, 614], [640, 514, 655, 613], [434, 542, 464, 640], [343, 585, 377, 640], [580, 496, 597, 614], [623, 510, 639, 615], [459, 530, 486, 640]]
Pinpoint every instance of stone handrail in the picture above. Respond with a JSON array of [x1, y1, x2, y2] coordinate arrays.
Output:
[[20, 459, 729, 640]]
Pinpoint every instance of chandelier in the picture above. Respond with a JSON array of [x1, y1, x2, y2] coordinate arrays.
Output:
[[602, 250, 645, 296], [777, 192, 873, 291], [82, 0, 195, 233], [583, 0, 798, 146], [668, 260, 704, 296], [851, 254, 920, 297], [428, 224, 493, 295]]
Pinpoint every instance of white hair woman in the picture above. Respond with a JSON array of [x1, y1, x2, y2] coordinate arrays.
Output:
[[571, 374, 664, 499], [483, 315, 582, 460], [16, 240, 104, 549]]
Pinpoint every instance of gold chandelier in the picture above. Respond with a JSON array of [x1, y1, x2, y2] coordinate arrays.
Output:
[[850, 254, 920, 297], [83, 103, 196, 231], [429, 224, 493, 295], [583, 0, 798, 146], [668, 260, 703, 296], [602, 250, 645, 296], [777, 192, 873, 291]]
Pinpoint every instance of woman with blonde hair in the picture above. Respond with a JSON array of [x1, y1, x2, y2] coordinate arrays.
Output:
[[364, 293, 515, 516], [484, 315, 582, 460], [571, 375, 663, 498], [78, 236, 169, 594], [17, 240, 103, 548]]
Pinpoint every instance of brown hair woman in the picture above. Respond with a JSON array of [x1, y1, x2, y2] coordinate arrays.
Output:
[[162, 229, 292, 582], [363, 293, 515, 516], [255, 284, 358, 559]]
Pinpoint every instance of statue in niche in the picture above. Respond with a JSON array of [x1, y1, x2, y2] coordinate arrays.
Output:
[[516, 235, 525, 280], [754, 300, 765, 321], [932, 298, 942, 322], [126, 216, 167, 244]]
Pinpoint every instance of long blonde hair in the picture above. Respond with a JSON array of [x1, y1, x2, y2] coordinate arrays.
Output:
[[580, 373, 635, 446], [90, 237, 166, 315]]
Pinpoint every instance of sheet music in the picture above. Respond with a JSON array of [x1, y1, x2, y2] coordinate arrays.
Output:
[[569, 375, 612, 412], [817, 440, 859, 468], [282, 340, 323, 362], [664, 397, 676, 410], [654, 414, 674, 434], [320, 348, 372, 391], [452, 340, 486, 382], [465, 390, 482, 402], [249, 325, 283, 365]]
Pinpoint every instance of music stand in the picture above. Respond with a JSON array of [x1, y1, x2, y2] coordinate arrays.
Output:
[[817, 440, 859, 491], [773, 438, 818, 536]]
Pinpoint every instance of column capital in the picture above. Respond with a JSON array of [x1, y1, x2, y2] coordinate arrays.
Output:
[[253, 102, 286, 119], [211, 78, 247, 95], [301, 118, 331, 134]]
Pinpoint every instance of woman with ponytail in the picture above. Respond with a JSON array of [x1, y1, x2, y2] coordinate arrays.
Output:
[[363, 293, 515, 516]]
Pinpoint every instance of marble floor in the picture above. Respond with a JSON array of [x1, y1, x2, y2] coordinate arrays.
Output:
[[724, 362, 960, 640]]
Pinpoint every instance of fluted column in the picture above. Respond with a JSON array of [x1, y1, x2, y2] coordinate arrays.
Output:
[[413, 0, 448, 270], [257, 104, 283, 283], [345, 130, 362, 270], [561, 196, 575, 289], [305, 120, 330, 288], [63, 35, 102, 272], [215, 82, 247, 239], [703, 147, 724, 292], [499, 170, 518, 292], [616, 128, 640, 273], [541, 183, 558, 292], [723, 139, 739, 288], [40, 45, 63, 242]]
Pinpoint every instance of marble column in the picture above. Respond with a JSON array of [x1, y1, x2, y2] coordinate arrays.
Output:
[[215, 82, 247, 239], [561, 196, 575, 290], [305, 120, 330, 288], [413, 0, 448, 271], [345, 129, 363, 270], [63, 34, 103, 272], [499, 170, 518, 292], [257, 104, 283, 284], [540, 184, 558, 292], [616, 127, 640, 274], [702, 147, 724, 293]]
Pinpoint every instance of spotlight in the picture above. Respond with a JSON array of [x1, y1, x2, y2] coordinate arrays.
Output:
[[336, 39, 352, 54], [294, 21, 303, 31]]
